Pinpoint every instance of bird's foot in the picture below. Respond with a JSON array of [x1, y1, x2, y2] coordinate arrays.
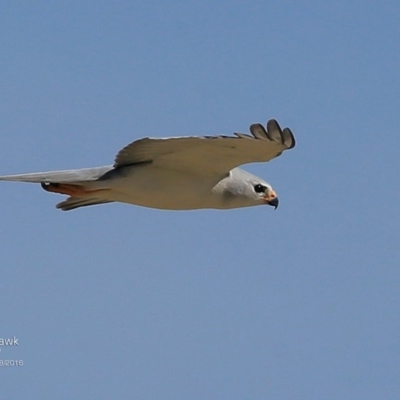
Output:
[[41, 183, 107, 197]]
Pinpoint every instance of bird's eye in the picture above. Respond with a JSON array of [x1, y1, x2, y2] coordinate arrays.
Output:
[[254, 184, 266, 193]]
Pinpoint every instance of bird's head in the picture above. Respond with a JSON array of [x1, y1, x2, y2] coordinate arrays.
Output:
[[251, 182, 279, 209], [211, 168, 279, 209]]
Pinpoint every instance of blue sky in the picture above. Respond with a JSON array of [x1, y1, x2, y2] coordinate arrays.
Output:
[[1, 1, 399, 399]]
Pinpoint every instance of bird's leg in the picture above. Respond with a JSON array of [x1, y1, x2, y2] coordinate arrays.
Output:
[[41, 183, 108, 196]]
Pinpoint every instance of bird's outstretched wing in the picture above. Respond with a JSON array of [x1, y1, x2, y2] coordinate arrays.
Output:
[[114, 119, 295, 175], [0, 119, 295, 185]]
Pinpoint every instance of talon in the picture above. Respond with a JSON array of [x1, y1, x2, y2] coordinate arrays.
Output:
[[41, 182, 56, 191], [40, 182, 86, 196]]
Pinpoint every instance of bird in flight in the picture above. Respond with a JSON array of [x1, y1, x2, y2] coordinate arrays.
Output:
[[0, 119, 295, 211]]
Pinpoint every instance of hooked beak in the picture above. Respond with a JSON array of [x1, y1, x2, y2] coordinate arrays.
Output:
[[264, 191, 279, 209], [267, 197, 279, 209]]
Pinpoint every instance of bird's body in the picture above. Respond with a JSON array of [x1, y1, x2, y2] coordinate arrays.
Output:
[[0, 119, 295, 211]]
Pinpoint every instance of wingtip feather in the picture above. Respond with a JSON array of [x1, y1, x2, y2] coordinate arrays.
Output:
[[266, 119, 283, 143], [282, 127, 296, 149], [249, 124, 269, 140]]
